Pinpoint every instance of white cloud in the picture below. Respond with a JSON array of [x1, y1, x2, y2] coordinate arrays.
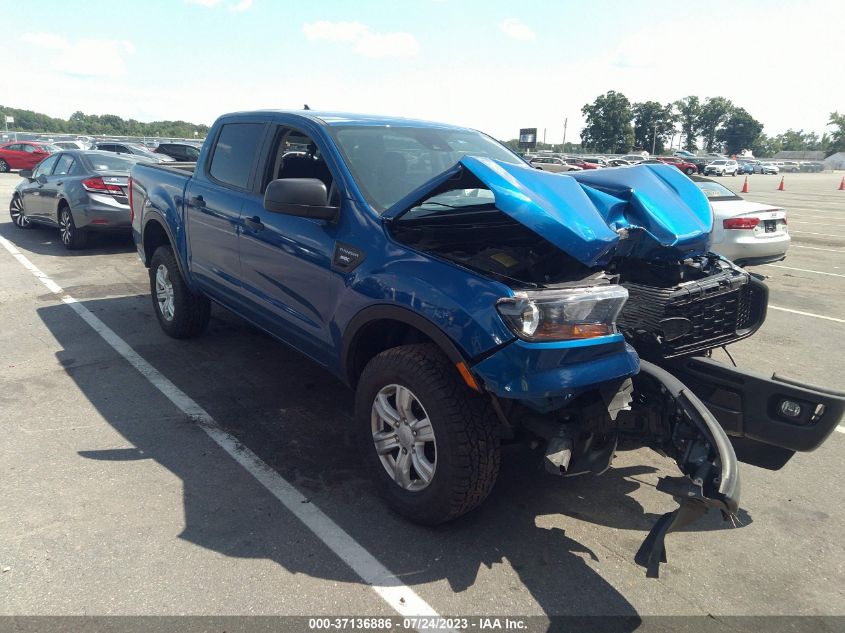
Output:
[[18, 33, 134, 77], [499, 17, 535, 41], [230, 0, 253, 12], [303, 21, 419, 58], [185, 0, 222, 6], [303, 21, 370, 43]]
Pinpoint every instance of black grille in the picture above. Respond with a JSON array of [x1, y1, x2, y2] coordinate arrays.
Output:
[[618, 269, 767, 358]]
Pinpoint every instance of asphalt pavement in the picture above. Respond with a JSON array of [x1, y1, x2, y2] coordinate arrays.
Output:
[[1, 170, 843, 629]]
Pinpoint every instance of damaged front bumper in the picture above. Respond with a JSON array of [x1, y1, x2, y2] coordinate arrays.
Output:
[[631, 360, 739, 578]]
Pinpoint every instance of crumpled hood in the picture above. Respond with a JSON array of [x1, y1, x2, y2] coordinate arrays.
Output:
[[456, 157, 714, 266]]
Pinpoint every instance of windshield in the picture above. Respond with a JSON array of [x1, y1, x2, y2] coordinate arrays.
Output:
[[86, 153, 139, 172], [711, 160, 727, 165], [329, 125, 523, 212], [694, 180, 740, 199]]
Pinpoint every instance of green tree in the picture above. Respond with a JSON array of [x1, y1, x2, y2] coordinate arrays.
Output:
[[697, 97, 733, 152], [826, 112, 845, 154], [751, 133, 780, 158], [717, 108, 763, 155], [632, 101, 676, 154], [580, 91, 634, 153], [674, 96, 701, 152]]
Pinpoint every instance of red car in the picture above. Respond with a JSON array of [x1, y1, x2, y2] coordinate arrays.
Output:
[[564, 157, 600, 170], [0, 141, 57, 173], [654, 156, 697, 176]]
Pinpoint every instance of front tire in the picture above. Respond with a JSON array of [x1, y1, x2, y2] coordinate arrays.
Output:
[[356, 343, 500, 525], [685, 167, 695, 175], [59, 206, 88, 250], [10, 195, 31, 228], [0, 159, 9, 173], [149, 246, 211, 339]]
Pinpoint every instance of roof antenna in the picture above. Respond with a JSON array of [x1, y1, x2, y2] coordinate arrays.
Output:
[[303, 104, 311, 110]]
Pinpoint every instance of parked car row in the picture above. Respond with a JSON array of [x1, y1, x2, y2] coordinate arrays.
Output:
[[0, 138, 206, 173]]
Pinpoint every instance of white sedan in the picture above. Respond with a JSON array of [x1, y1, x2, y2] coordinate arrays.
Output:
[[692, 176, 790, 266]]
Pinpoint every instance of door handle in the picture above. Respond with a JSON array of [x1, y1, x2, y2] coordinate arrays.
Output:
[[190, 195, 206, 208], [56, 181, 63, 186], [244, 216, 264, 231]]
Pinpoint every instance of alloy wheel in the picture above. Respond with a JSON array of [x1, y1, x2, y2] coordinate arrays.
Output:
[[155, 264, 175, 321], [10, 197, 29, 227], [59, 210, 73, 245], [371, 384, 437, 491]]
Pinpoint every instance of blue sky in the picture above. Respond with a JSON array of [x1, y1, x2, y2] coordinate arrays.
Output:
[[2, 0, 842, 142]]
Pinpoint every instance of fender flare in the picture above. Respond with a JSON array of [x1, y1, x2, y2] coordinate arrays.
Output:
[[341, 304, 469, 385], [141, 212, 190, 282]]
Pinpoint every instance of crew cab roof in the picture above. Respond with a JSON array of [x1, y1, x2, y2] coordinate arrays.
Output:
[[218, 110, 474, 131]]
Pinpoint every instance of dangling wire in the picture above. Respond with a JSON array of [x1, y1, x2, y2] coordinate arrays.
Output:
[[721, 346, 737, 367]]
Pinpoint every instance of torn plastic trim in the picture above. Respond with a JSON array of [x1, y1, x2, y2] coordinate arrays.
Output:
[[633, 360, 740, 578]]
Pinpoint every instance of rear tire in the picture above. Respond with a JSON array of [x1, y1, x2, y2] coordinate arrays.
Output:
[[685, 167, 695, 175], [355, 343, 500, 525], [0, 159, 9, 173], [149, 245, 211, 339], [59, 206, 88, 250]]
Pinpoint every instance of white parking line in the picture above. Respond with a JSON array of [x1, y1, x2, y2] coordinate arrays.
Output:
[[837, 427, 845, 434], [789, 230, 845, 238], [0, 235, 442, 627], [769, 305, 845, 324], [765, 265, 845, 278], [791, 245, 845, 253]]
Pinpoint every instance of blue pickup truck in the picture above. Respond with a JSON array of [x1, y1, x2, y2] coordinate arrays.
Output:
[[130, 110, 844, 576]]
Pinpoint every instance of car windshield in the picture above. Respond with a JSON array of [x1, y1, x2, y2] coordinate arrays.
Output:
[[711, 160, 727, 165], [694, 180, 740, 200], [329, 125, 523, 212], [86, 153, 138, 172]]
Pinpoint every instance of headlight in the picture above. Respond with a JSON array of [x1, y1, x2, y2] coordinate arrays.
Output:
[[496, 285, 628, 341]]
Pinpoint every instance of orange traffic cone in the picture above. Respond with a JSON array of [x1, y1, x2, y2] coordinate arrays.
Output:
[[839, 176, 844, 191], [777, 176, 785, 191], [741, 176, 749, 193]]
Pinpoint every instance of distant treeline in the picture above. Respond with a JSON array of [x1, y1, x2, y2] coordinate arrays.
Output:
[[0, 105, 210, 139]]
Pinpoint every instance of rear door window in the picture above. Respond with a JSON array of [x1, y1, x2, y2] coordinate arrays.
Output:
[[54, 154, 76, 175], [208, 123, 265, 190], [33, 154, 60, 177]]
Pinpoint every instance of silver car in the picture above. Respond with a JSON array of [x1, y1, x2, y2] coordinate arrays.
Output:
[[9, 150, 140, 250], [753, 161, 780, 175], [692, 176, 789, 265], [528, 156, 582, 172]]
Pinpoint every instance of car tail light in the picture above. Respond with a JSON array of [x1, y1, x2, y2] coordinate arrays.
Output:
[[82, 176, 122, 195], [128, 176, 134, 223], [723, 217, 760, 230]]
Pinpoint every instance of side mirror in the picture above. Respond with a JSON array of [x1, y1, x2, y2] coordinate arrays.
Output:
[[264, 178, 338, 221], [19, 169, 33, 179], [36, 174, 48, 184]]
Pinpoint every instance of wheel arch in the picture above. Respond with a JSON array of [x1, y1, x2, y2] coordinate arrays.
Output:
[[342, 305, 470, 389], [56, 196, 70, 222], [141, 215, 191, 284]]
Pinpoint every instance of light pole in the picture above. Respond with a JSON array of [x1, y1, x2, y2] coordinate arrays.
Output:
[[652, 123, 658, 155]]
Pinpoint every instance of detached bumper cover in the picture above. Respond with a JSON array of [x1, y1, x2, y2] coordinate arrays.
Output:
[[660, 355, 845, 468], [633, 360, 740, 578]]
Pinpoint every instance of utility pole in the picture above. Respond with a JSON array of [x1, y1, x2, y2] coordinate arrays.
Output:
[[543, 128, 547, 148], [652, 123, 658, 155], [562, 117, 568, 148]]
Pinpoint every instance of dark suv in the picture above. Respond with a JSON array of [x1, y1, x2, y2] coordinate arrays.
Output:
[[154, 142, 201, 162]]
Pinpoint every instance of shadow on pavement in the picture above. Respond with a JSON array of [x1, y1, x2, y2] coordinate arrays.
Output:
[[33, 291, 742, 624], [0, 218, 135, 256]]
